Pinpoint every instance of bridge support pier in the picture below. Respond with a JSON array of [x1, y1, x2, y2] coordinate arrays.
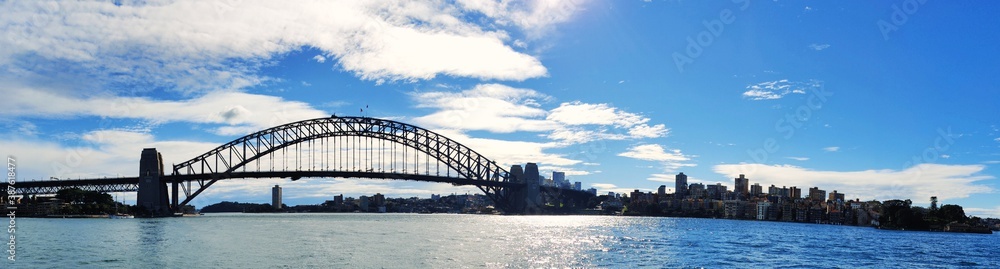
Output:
[[522, 163, 542, 214], [501, 163, 542, 214], [172, 181, 179, 213], [137, 148, 171, 217]]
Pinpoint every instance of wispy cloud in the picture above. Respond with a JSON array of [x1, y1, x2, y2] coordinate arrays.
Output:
[[713, 163, 994, 201], [809, 43, 831, 51], [965, 206, 1000, 218], [742, 79, 822, 100], [823, 146, 840, 152], [618, 144, 691, 163], [0, 86, 327, 136], [0, 0, 580, 94], [590, 183, 651, 194], [786, 156, 810, 161], [618, 144, 696, 182], [411, 84, 669, 145]]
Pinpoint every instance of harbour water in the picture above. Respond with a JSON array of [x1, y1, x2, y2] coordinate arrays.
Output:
[[11, 213, 999, 268]]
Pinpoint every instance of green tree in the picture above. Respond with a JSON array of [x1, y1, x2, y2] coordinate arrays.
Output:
[[937, 204, 967, 223]]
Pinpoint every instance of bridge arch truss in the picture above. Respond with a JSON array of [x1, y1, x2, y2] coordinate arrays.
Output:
[[170, 117, 520, 212]]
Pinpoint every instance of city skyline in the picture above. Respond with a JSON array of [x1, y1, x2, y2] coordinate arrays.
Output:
[[1, 1, 998, 217]]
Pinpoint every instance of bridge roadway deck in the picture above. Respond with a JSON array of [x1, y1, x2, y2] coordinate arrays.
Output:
[[1, 171, 522, 196]]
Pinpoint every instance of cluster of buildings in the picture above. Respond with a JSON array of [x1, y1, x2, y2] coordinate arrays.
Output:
[[608, 172, 884, 226], [536, 170, 597, 195], [279, 192, 497, 214]]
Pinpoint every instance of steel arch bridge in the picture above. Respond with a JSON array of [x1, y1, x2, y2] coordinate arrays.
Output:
[[2, 116, 594, 216], [164, 116, 519, 212]]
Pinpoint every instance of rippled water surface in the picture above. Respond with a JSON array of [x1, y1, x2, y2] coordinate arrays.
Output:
[[12, 213, 999, 268]]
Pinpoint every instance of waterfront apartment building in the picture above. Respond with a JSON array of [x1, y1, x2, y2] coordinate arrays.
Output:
[[767, 185, 789, 198], [750, 183, 762, 197], [828, 190, 845, 202], [675, 172, 688, 198], [734, 174, 749, 198], [689, 183, 705, 198], [272, 185, 282, 209], [358, 195, 370, 212], [789, 186, 802, 199], [809, 187, 826, 201]]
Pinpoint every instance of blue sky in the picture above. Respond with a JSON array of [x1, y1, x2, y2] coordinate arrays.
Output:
[[2, 0, 998, 217]]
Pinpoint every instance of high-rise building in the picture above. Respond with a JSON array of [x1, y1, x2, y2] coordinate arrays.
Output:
[[734, 174, 749, 198], [524, 163, 541, 209], [272, 185, 282, 209], [768, 185, 781, 197], [750, 183, 763, 197], [706, 183, 726, 200], [553, 171, 566, 187], [689, 183, 706, 198], [373, 193, 386, 213], [706, 184, 719, 199], [756, 201, 772, 220], [510, 165, 524, 183], [809, 187, 826, 201], [358, 195, 370, 212], [658, 185, 667, 197], [675, 172, 688, 198], [574, 182, 582, 191], [333, 194, 343, 205], [828, 190, 845, 202], [789, 186, 802, 199]]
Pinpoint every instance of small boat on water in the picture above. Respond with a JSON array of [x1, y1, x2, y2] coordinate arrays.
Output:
[[109, 193, 134, 219], [109, 213, 134, 219]]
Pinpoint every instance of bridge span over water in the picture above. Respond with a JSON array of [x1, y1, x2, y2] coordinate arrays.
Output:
[[2, 116, 593, 216]]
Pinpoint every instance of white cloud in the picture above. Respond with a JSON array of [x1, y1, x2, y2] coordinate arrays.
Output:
[[1, 130, 218, 181], [742, 79, 822, 100], [429, 129, 579, 168], [786, 156, 810, 161], [411, 84, 552, 133], [412, 84, 670, 144], [965, 206, 1000, 218], [590, 183, 649, 195], [1, 86, 328, 135], [456, 0, 585, 39], [548, 101, 646, 127], [628, 124, 669, 138], [410, 84, 679, 178], [712, 163, 994, 202], [647, 173, 675, 183], [0, 0, 568, 93], [994, 137, 1000, 142], [618, 144, 695, 171], [823, 146, 840, 152], [619, 144, 689, 162], [312, 55, 326, 63], [546, 101, 667, 144], [808, 43, 830, 51]]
